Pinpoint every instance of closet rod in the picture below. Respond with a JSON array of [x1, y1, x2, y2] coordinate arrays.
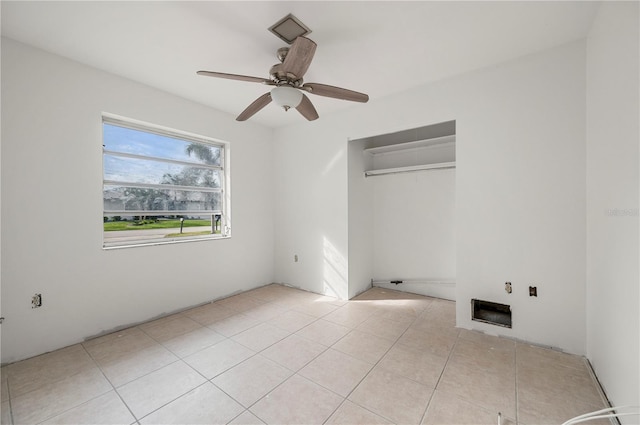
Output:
[[364, 162, 455, 177]]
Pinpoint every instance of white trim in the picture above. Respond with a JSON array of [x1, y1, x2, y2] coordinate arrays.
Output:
[[102, 113, 225, 148], [363, 134, 455, 155], [103, 233, 230, 250], [103, 150, 223, 170], [103, 210, 222, 216], [103, 180, 222, 193], [364, 162, 456, 177]]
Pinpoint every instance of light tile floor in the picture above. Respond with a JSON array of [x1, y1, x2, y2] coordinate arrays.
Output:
[[1, 285, 609, 425]]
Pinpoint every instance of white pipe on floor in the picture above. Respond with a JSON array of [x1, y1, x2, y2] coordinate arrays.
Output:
[[561, 406, 640, 425]]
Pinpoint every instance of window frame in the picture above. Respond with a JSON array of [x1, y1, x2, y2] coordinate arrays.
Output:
[[102, 113, 231, 249]]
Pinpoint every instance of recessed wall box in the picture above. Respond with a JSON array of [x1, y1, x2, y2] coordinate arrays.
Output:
[[471, 299, 512, 328]]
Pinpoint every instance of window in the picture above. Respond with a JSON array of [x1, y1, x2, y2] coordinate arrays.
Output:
[[102, 115, 229, 248]]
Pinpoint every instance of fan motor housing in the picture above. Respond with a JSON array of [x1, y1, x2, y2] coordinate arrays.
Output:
[[269, 63, 303, 86]]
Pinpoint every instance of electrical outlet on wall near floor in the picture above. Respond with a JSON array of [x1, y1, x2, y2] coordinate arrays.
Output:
[[32, 293, 42, 308]]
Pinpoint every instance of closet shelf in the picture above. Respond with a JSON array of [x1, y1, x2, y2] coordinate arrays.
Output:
[[364, 161, 456, 177], [364, 134, 455, 155]]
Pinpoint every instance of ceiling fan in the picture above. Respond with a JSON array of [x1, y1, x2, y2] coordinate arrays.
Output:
[[197, 36, 369, 122]]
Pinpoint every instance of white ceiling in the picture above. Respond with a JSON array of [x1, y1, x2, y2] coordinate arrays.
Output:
[[1, 1, 600, 128]]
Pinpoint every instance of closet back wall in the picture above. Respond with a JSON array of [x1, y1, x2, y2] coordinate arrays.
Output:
[[372, 168, 456, 300]]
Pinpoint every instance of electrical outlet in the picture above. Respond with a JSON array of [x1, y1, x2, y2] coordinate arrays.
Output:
[[529, 286, 538, 297], [32, 293, 42, 308], [505, 282, 512, 294]]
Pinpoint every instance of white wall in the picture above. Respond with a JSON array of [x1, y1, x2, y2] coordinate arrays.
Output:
[[455, 43, 587, 354], [371, 168, 456, 300], [347, 139, 374, 299], [275, 40, 587, 354], [586, 1, 639, 417], [273, 118, 353, 300], [1, 38, 275, 363], [0, 7, 3, 363]]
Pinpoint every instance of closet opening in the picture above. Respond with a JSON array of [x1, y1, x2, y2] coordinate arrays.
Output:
[[347, 120, 456, 300]]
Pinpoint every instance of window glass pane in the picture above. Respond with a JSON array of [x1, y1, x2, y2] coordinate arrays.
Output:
[[103, 215, 220, 246], [103, 123, 221, 166], [104, 185, 221, 213], [102, 117, 228, 248], [104, 155, 221, 188]]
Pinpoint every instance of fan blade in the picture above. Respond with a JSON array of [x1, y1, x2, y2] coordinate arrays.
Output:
[[281, 36, 317, 79], [303, 83, 369, 103], [197, 71, 271, 84], [236, 93, 272, 121], [296, 94, 319, 121]]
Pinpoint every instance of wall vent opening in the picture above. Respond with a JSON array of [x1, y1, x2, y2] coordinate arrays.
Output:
[[471, 299, 512, 328]]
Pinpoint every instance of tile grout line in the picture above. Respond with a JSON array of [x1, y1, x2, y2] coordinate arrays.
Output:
[[418, 324, 462, 425], [211, 370, 288, 422], [321, 300, 434, 424], [290, 304, 371, 424], [225, 409, 246, 425], [14, 350, 114, 424], [184, 294, 339, 411], [135, 379, 212, 424], [159, 330, 227, 361], [112, 326, 247, 423], [206, 315, 263, 337], [188, 316, 296, 423], [378, 298, 453, 424], [210, 319, 319, 423], [213, 298, 368, 424], [348, 296, 445, 422], [222, 308, 340, 421], [136, 322, 228, 379], [79, 340, 139, 423], [6, 374, 14, 425], [83, 332, 217, 423], [514, 342, 519, 425], [187, 300, 336, 420], [12, 344, 131, 424]]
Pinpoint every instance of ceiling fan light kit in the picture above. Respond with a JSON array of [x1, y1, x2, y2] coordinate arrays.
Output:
[[197, 14, 369, 122], [271, 86, 303, 110]]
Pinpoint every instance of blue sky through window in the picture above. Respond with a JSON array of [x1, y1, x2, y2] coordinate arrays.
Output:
[[103, 123, 217, 164], [103, 123, 221, 187]]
